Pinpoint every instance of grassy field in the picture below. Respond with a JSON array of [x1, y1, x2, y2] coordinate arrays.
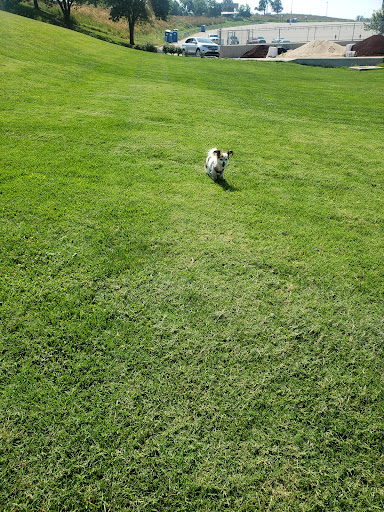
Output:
[[1, 10, 384, 511]]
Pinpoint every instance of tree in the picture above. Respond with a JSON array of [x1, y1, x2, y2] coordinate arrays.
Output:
[[151, 0, 171, 19], [192, 0, 208, 16], [0, 0, 40, 12], [221, 0, 235, 12], [180, 0, 194, 14], [0, 0, 20, 11], [56, 0, 85, 25], [238, 4, 251, 18], [110, 0, 149, 45], [365, 8, 384, 34], [255, 0, 268, 15], [270, 0, 283, 14], [170, 0, 184, 15], [207, 0, 221, 17]]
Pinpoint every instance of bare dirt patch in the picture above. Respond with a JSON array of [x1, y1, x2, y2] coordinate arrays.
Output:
[[241, 45, 270, 58], [353, 35, 384, 56]]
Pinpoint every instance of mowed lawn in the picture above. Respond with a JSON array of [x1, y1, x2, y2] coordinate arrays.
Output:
[[1, 10, 384, 511]]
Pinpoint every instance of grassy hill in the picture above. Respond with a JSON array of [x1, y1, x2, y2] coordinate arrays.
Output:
[[3, 2, 350, 46], [7, 2, 223, 45], [1, 10, 384, 511]]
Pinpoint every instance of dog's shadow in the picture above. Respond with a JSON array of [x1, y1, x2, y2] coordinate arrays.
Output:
[[216, 177, 239, 192]]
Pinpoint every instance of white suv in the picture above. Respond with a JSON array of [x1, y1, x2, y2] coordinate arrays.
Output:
[[182, 37, 220, 57], [209, 34, 220, 44]]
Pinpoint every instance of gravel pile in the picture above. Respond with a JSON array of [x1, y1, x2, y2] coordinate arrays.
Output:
[[282, 40, 345, 58]]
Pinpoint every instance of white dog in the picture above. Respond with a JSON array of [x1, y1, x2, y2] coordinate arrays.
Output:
[[205, 148, 233, 181]]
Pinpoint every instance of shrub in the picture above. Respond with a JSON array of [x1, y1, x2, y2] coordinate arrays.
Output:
[[141, 41, 157, 52], [162, 42, 176, 54], [129, 41, 158, 52], [162, 43, 183, 55]]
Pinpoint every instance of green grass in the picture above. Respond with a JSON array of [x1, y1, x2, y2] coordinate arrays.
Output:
[[1, 10, 384, 511]]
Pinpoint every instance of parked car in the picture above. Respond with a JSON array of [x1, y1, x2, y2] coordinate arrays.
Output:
[[247, 36, 266, 44], [272, 37, 290, 43], [227, 35, 239, 45], [208, 34, 220, 44], [182, 37, 220, 57]]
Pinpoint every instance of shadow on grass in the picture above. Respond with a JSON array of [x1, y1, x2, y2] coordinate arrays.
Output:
[[11, 4, 66, 27], [216, 178, 239, 192], [8, 3, 134, 46]]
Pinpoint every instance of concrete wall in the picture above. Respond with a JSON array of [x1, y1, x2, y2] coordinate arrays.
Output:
[[220, 43, 300, 59], [220, 42, 384, 67], [220, 41, 356, 59], [291, 57, 384, 67]]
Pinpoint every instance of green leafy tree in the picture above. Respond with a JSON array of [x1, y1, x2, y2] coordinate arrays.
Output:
[[110, 0, 149, 44], [365, 8, 384, 34], [0, 0, 19, 11], [54, 0, 86, 25], [180, 0, 193, 13], [207, 0, 221, 17], [255, 0, 268, 15], [221, 0, 235, 11], [170, 0, 184, 14], [151, 0, 171, 19], [0, 0, 40, 12], [270, 0, 283, 14], [193, 0, 208, 15], [238, 4, 251, 18]]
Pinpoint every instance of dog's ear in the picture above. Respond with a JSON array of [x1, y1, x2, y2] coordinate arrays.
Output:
[[228, 150, 233, 157], [214, 149, 221, 156]]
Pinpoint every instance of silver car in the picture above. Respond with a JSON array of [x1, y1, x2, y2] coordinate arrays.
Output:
[[272, 37, 290, 43], [182, 37, 220, 57]]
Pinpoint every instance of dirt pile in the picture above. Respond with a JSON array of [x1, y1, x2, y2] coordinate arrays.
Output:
[[282, 40, 344, 58], [241, 45, 269, 58], [352, 35, 384, 56]]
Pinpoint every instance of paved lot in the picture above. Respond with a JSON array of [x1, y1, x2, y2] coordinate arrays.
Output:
[[182, 21, 374, 46]]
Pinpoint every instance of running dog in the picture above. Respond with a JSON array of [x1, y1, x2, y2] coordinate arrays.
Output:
[[205, 148, 233, 181]]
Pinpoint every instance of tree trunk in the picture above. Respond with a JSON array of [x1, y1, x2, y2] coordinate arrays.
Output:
[[64, 9, 71, 25], [129, 19, 135, 45], [33, 0, 39, 10], [58, 0, 72, 26]]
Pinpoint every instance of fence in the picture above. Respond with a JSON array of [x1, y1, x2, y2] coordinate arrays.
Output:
[[218, 22, 374, 46]]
